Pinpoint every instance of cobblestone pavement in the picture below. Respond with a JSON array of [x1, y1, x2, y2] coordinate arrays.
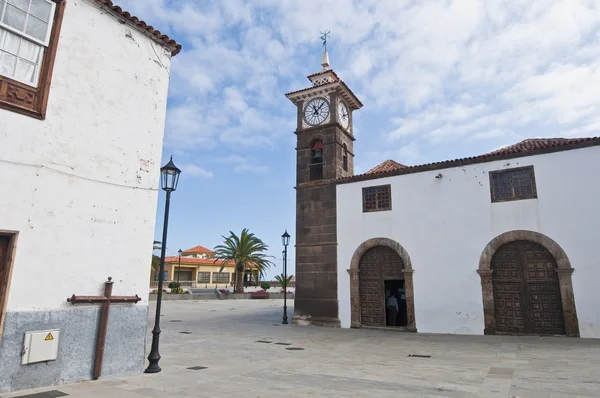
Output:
[[5, 300, 600, 398]]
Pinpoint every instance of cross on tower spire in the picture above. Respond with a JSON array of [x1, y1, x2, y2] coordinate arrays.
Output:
[[320, 31, 331, 70]]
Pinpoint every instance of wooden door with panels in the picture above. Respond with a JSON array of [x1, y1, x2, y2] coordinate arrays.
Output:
[[491, 240, 565, 335], [358, 246, 405, 327]]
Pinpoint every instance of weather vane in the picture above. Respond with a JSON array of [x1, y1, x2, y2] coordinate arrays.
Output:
[[320, 31, 331, 52]]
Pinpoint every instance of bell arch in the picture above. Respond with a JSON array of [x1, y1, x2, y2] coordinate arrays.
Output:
[[347, 237, 416, 331], [309, 138, 324, 181], [478, 230, 579, 337]]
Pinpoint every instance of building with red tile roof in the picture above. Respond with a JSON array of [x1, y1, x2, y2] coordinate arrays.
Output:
[[150, 245, 261, 289], [286, 49, 600, 338]]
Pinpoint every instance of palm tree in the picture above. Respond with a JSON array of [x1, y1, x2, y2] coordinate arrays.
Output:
[[151, 240, 162, 272], [213, 229, 275, 293], [275, 273, 294, 290]]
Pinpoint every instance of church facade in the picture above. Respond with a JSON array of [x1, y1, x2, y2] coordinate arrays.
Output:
[[0, 0, 180, 393], [287, 54, 600, 338]]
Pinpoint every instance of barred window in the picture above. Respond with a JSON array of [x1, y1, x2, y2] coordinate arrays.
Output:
[[490, 166, 537, 202], [362, 184, 392, 212], [212, 272, 230, 283], [197, 272, 210, 283]]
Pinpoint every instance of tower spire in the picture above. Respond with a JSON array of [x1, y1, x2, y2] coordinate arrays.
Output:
[[320, 31, 331, 70]]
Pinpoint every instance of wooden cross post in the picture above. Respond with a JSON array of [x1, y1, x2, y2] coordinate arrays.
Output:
[[67, 277, 141, 380]]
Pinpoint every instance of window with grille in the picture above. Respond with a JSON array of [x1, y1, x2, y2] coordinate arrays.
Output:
[[197, 272, 211, 283], [362, 184, 392, 212], [342, 144, 348, 171], [489, 166, 537, 202], [0, 0, 56, 87], [212, 272, 230, 283]]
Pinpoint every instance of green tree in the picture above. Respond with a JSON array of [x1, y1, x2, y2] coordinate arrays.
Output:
[[213, 229, 275, 294], [274, 273, 294, 290]]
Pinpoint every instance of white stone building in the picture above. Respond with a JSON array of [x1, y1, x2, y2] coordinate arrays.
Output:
[[287, 53, 600, 339], [0, 0, 180, 392], [336, 139, 600, 338]]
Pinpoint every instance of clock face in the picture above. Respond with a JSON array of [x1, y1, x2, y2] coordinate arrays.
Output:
[[338, 101, 349, 129], [303, 97, 330, 126]]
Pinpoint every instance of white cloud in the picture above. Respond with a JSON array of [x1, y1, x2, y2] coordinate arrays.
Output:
[[221, 154, 269, 174], [233, 163, 269, 174], [180, 163, 214, 178], [117, 0, 600, 170]]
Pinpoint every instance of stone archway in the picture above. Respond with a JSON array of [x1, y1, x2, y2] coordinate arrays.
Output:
[[348, 238, 416, 331], [478, 230, 579, 337]]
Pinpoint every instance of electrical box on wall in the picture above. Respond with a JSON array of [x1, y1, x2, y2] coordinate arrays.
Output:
[[21, 329, 60, 365]]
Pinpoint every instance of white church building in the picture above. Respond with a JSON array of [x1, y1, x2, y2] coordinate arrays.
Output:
[[288, 51, 600, 339], [0, 0, 180, 393]]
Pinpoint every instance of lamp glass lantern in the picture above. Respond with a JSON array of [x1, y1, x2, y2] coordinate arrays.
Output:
[[281, 230, 290, 247], [160, 156, 181, 192]]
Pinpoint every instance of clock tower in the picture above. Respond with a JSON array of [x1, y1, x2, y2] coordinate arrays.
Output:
[[285, 48, 363, 327]]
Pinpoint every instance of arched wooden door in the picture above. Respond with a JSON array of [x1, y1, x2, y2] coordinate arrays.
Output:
[[491, 240, 565, 335], [359, 246, 404, 327]]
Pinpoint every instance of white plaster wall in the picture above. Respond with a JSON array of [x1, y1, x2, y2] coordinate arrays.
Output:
[[0, 0, 173, 311], [337, 146, 600, 338]]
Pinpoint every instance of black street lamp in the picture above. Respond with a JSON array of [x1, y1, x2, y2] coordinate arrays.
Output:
[[177, 248, 182, 285], [281, 230, 290, 325], [145, 156, 181, 374]]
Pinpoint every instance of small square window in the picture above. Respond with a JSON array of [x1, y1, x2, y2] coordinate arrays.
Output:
[[489, 166, 537, 202], [362, 184, 392, 212]]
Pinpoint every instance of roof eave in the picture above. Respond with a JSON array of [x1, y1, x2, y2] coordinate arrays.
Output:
[[95, 0, 182, 57], [338, 138, 600, 185]]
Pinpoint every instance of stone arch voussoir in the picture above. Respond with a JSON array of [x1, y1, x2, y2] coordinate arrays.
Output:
[[478, 230, 579, 337], [348, 237, 416, 331]]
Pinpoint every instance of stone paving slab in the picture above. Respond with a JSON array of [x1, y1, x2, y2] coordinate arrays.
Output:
[[3, 300, 600, 398]]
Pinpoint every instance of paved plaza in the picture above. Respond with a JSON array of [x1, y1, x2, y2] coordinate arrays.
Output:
[[4, 299, 600, 398]]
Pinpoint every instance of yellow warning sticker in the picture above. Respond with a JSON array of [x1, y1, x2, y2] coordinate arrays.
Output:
[[45, 332, 54, 341]]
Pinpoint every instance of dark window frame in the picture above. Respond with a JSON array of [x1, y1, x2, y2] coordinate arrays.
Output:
[[197, 271, 211, 283], [0, 0, 65, 120], [489, 165, 538, 203], [362, 184, 392, 212], [154, 270, 168, 281], [212, 272, 230, 283], [342, 144, 348, 172]]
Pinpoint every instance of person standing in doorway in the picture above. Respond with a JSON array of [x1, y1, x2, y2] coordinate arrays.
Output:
[[387, 293, 399, 326]]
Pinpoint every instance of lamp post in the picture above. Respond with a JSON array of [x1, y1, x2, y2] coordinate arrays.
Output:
[[177, 248, 182, 286], [281, 230, 290, 324], [145, 156, 181, 374]]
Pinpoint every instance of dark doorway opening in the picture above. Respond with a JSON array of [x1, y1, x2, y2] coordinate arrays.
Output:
[[385, 280, 407, 327], [0, 234, 15, 342]]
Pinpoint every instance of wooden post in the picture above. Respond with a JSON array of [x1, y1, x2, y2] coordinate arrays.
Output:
[[67, 277, 141, 380]]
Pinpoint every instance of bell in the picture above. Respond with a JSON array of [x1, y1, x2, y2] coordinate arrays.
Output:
[[312, 148, 323, 163]]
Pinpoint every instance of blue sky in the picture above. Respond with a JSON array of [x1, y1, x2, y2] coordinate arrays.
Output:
[[118, 0, 600, 280]]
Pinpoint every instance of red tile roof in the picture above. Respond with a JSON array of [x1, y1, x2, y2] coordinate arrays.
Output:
[[164, 256, 260, 269], [338, 136, 600, 184], [484, 138, 589, 156], [366, 160, 406, 174], [182, 245, 215, 256], [165, 256, 217, 265], [97, 1, 182, 56]]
